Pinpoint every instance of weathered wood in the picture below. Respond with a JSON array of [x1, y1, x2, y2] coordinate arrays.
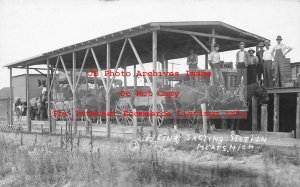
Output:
[[108, 39, 127, 91], [90, 48, 108, 92], [51, 109, 56, 133], [205, 54, 208, 70], [160, 27, 255, 44], [273, 93, 279, 132], [152, 31, 158, 136], [296, 94, 300, 139], [261, 104, 268, 132], [85, 109, 89, 135], [72, 52, 77, 134], [191, 35, 210, 53], [49, 57, 60, 93], [134, 65, 137, 91], [26, 65, 31, 132], [133, 108, 138, 138], [201, 103, 208, 135], [128, 38, 153, 92], [267, 87, 300, 94], [252, 96, 257, 131], [60, 56, 74, 93], [106, 43, 111, 138], [47, 60, 51, 133], [75, 48, 89, 90], [9, 68, 13, 126]]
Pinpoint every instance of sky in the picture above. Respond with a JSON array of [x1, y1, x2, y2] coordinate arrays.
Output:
[[0, 0, 300, 89]]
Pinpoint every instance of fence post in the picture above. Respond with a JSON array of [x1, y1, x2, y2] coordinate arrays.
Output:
[[261, 104, 268, 132], [296, 93, 300, 139], [201, 103, 208, 135]]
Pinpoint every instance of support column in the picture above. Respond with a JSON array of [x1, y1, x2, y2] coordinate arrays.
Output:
[[273, 93, 279, 132], [252, 96, 257, 131], [26, 66, 31, 132], [210, 28, 216, 85], [47, 60, 52, 133], [296, 93, 300, 139], [152, 31, 158, 136], [205, 54, 208, 70], [9, 68, 13, 126], [134, 65, 137, 91], [73, 52, 77, 134], [106, 43, 111, 138], [124, 64, 127, 90], [261, 104, 268, 132]]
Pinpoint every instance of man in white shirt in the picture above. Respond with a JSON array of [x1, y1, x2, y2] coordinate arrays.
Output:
[[271, 35, 293, 87], [208, 43, 225, 87], [236, 42, 250, 86], [262, 40, 273, 88]]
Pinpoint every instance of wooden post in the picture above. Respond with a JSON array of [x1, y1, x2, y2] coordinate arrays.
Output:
[[201, 103, 208, 135], [261, 104, 268, 132], [73, 52, 77, 134], [273, 93, 279, 132], [211, 28, 216, 51], [106, 43, 111, 138], [51, 109, 56, 133], [296, 93, 300, 139], [85, 108, 89, 135], [124, 64, 127, 90], [47, 60, 51, 133], [228, 75, 231, 88], [133, 108, 138, 138], [134, 65, 137, 91], [9, 68, 13, 126], [152, 31, 158, 136], [205, 54, 208, 70], [252, 96, 257, 131], [26, 66, 31, 132]]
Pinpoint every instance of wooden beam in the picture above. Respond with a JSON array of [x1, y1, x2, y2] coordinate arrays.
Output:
[[274, 93, 279, 132], [72, 52, 77, 134], [128, 38, 153, 92], [252, 96, 257, 131], [191, 35, 210, 53], [296, 93, 300, 139], [49, 57, 60, 93], [261, 104, 268, 132], [267, 87, 300, 94], [26, 66, 31, 132], [160, 27, 256, 44], [75, 48, 89, 90], [47, 60, 51, 133], [152, 31, 158, 135], [90, 48, 108, 92], [108, 39, 127, 91], [134, 64, 137, 91], [9, 68, 13, 126], [205, 54, 208, 70], [106, 43, 111, 138], [59, 56, 74, 93]]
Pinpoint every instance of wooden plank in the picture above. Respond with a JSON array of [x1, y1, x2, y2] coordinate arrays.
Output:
[[72, 52, 77, 134], [60, 56, 74, 93], [252, 96, 257, 131], [296, 93, 300, 139], [152, 31, 158, 136], [191, 35, 210, 53], [75, 48, 89, 90], [106, 43, 111, 138], [26, 65, 31, 132], [261, 104, 268, 132], [9, 68, 13, 126], [267, 87, 300, 94], [160, 27, 256, 44], [128, 38, 154, 92], [274, 93, 279, 132], [90, 48, 108, 92], [109, 39, 127, 91], [201, 103, 208, 135]]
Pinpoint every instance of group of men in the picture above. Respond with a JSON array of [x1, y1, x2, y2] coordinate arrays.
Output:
[[187, 35, 292, 88]]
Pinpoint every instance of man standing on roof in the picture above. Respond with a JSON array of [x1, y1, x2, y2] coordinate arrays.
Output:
[[208, 43, 225, 87], [247, 48, 259, 85], [271, 35, 293, 87], [236, 42, 250, 86], [256, 42, 264, 84], [262, 40, 273, 87]]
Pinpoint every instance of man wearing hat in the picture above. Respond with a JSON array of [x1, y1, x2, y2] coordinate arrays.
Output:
[[256, 42, 264, 84], [247, 48, 259, 84], [262, 40, 273, 87], [208, 43, 225, 87], [271, 35, 293, 87], [236, 42, 250, 86]]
